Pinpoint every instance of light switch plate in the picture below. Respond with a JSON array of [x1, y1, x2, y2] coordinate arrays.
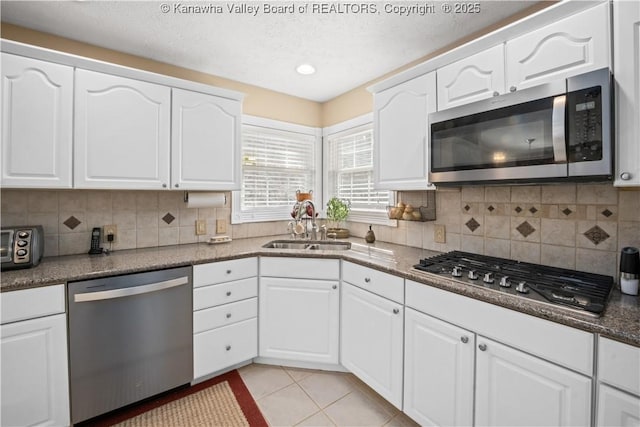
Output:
[[216, 219, 227, 234], [434, 224, 446, 243], [195, 220, 207, 235]]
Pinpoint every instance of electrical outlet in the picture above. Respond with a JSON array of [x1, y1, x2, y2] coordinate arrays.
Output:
[[216, 219, 227, 234], [195, 220, 207, 235], [434, 224, 446, 243], [103, 224, 117, 243]]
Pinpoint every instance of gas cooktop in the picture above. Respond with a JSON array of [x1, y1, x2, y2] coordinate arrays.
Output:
[[414, 251, 614, 317]]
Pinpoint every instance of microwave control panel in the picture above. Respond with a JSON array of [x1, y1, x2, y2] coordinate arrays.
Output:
[[567, 86, 603, 162]]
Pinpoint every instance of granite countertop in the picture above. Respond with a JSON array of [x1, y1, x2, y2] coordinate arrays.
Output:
[[2, 235, 638, 347]]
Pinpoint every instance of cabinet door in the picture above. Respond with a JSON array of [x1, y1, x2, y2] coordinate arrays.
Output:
[[613, 0, 640, 186], [475, 337, 591, 426], [259, 277, 339, 364], [171, 88, 241, 190], [597, 384, 640, 427], [1, 314, 70, 427], [341, 284, 403, 409], [403, 308, 474, 426], [1, 53, 73, 188], [373, 71, 436, 190], [506, 2, 610, 92], [437, 44, 506, 110], [74, 69, 171, 189]]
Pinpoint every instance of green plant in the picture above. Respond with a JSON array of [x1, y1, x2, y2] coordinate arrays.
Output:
[[326, 197, 350, 229]]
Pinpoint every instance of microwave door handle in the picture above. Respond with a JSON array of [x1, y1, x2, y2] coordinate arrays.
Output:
[[552, 95, 567, 163]]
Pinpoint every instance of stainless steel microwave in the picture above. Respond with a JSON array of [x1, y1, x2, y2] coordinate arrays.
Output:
[[429, 68, 612, 185]]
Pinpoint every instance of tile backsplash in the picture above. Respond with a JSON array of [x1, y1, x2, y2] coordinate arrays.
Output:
[[2, 184, 638, 279]]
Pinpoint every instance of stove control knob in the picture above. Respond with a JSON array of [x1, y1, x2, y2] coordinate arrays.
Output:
[[468, 270, 479, 280], [516, 281, 529, 294], [451, 266, 462, 277], [499, 276, 511, 288], [483, 272, 495, 284]]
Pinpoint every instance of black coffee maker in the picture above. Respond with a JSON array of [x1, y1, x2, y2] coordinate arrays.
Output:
[[620, 247, 639, 295]]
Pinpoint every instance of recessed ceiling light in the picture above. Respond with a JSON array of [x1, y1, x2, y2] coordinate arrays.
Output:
[[296, 64, 316, 75]]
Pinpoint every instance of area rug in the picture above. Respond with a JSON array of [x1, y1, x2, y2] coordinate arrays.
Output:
[[83, 370, 268, 427]]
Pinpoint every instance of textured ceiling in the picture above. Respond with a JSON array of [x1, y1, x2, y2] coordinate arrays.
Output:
[[1, 1, 539, 102]]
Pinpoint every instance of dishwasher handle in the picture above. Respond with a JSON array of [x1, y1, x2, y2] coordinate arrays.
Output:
[[74, 276, 189, 303]]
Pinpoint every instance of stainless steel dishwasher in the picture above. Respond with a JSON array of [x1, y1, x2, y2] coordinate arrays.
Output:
[[68, 266, 193, 424]]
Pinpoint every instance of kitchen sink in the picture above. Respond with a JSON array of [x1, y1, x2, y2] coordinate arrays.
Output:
[[262, 240, 351, 251]]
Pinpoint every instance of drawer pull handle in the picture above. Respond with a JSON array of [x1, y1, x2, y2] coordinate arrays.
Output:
[[226, 345, 231, 351], [226, 291, 232, 296], [364, 277, 371, 283], [479, 343, 487, 351], [226, 313, 232, 319], [461, 336, 469, 344], [226, 270, 232, 274]]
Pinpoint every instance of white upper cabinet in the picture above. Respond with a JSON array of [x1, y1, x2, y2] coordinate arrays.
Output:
[[1, 53, 73, 188], [505, 2, 610, 92], [613, 0, 640, 187], [373, 71, 436, 190], [171, 88, 241, 190], [74, 69, 171, 189], [437, 44, 505, 110]]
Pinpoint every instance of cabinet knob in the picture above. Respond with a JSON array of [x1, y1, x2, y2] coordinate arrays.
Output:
[[226, 345, 231, 351], [492, 91, 499, 97], [226, 269, 232, 274], [479, 343, 487, 351], [393, 308, 400, 314], [509, 86, 517, 92], [162, 183, 167, 188], [461, 336, 469, 344], [620, 172, 632, 181], [226, 313, 232, 319], [364, 277, 371, 283], [332, 285, 337, 289], [226, 291, 232, 296], [175, 183, 179, 188]]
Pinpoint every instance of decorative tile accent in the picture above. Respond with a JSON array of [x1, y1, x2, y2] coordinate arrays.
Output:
[[515, 206, 523, 213], [583, 225, 610, 246], [162, 212, 176, 225], [63, 216, 81, 230], [529, 206, 538, 214], [487, 205, 495, 212], [562, 208, 573, 216], [464, 205, 471, 212], [516, 221, 536, 238], [601, 209, 613, 218], [465, 217, 480, 233]]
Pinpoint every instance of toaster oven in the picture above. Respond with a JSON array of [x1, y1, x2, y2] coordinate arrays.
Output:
[[1, 225, 44, 270]]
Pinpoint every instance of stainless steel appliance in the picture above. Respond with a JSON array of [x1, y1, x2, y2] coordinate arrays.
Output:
[[68, 267, 193, 424], [429, 68, 612, 185], [414, 251, 613, 317], [0, 225, 44, 270]]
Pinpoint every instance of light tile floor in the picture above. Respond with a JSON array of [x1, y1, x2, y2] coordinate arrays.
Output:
[[238, 364, 420, 427]]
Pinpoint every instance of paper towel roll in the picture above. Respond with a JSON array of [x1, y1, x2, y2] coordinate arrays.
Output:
[[186, 192, 226, 208]]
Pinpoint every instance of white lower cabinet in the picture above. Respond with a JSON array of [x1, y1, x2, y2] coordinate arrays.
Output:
[[597, 385, 640, 427], [475, 336, 591, 427], [403, 308, 474, 426], [259, 257, 340, 365], [1, 285, 69, 427], [193, 258, 258, 381], [341, 283, 404, 409]]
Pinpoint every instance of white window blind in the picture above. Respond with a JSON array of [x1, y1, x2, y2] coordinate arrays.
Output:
[[326, 122, 391, 219], [233, 118, 320, 223]]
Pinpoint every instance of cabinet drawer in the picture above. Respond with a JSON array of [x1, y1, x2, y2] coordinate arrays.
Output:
[[194, 298, 257, 333], [598, 337, 640, 396], [406, 280, 594, 375], [260, 257, 339, 280], [194, 318, 257, 380], [194, 258, 257, 288], [193, 277, 257, 310], [342, 262, 404, 304], [1, 285, 66, 324]]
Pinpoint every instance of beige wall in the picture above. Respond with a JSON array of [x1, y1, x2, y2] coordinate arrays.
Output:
[[0, 23, 323, 127]]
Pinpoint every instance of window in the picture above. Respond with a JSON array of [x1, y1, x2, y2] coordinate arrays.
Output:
[[324, 114, 393, 225], [232, 116, 321, 223]]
